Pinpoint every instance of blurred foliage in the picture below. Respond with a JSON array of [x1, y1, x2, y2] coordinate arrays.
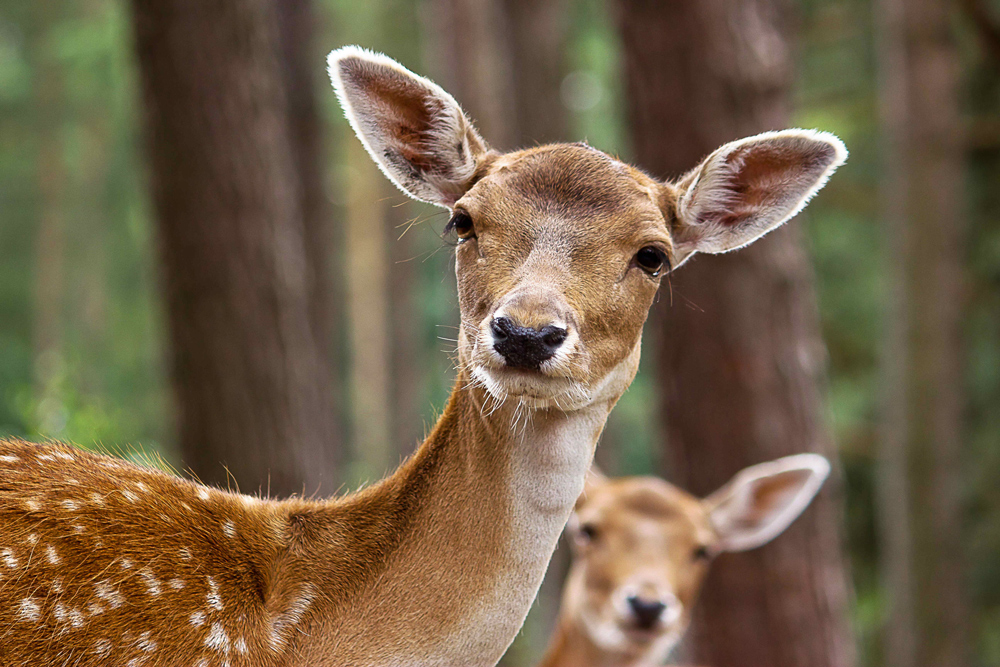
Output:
[[0, 0, 997, 664]]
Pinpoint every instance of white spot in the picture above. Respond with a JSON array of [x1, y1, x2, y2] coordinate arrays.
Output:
[[169, 578, 186, 590], [2, 548, 18, 568], [194, 659, 209, 667], [17, 598, 40, 621], [95, 580, 124, 609], [179, 547, 192, 561], [240, 495, 257, 507], [55, 451, 74, 461], [26, 533, 37, 545], [89, 492, 105, 505], [87, 602, 105, 616], [45, 545, 60, 565], [69, 607, 85, 628], [72, 523, 86, 534], [135, 481, 149, 493], [122, 489, 138, 503], [137, 630, 157, 652], [120, 558, 133, 569], [66, 477, 79, 484], [198, 489, 210, 501], [235, 637, 248, 654], [205, 622, 230, 654], [94, 638, 112, 656], [0, 454, 18, 463], [52, 577, 63, 593], [61, 499, 79, 511], [38, 454, 55, 462], [190, 611, 206, 627], [269, 584, 316, 651], [222, 521, 236, 538], [24, 499, 40, 512], [54, 602, 67, 623], [139, 568, 162, 596], [206, 576, 223, 611]]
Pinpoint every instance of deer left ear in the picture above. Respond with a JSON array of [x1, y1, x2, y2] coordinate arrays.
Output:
[[667, 129, 847, 267], [703, 454, 830, 553], [328, 46, 491, 208]]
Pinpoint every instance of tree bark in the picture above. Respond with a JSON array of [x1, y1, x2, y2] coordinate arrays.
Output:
[[876, 0, 969, 664], [130, 0, 339, 497], [617, 2, 857, 667]]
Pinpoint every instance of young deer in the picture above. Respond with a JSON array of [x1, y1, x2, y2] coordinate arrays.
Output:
[[538, 455, 831, 667], [0, 47, 845, 667]]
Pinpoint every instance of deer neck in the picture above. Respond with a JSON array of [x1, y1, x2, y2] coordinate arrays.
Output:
[[292, 369, 614, 666], [538, 617, 637, 667]]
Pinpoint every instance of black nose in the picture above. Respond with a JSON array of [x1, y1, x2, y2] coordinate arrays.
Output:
[[490, 316, 567, 370], [627, 596, 666, 630]]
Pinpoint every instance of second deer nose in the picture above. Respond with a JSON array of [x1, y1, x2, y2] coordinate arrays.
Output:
[[626, 595, 667, 630], [490, 317, 567, 370]]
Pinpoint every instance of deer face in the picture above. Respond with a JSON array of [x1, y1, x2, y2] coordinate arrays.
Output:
[[453, 146, 671, 409], [562, 456, 831, 664], [328, 46, 846, 411]]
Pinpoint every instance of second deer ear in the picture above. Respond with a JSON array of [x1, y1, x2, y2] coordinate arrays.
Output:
[[703, 454, 830, 553], [667, 130, 847, 266], [328, 46, 490, 208]]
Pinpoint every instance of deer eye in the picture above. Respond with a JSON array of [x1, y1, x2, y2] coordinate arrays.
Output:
[[692, 545, 711, 561], [578, 523, 599, 543], [635, 246, 668, 276], [445, 211, 475, 241]]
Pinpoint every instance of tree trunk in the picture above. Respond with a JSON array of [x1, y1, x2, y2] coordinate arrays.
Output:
[[876, 0, 969, 664], [617, 2, 857, 667], [130, 0, 339, 497]]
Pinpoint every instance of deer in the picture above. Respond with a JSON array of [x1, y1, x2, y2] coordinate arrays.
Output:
[[537, 455, 831, 667], [0, 46, 846, 667]]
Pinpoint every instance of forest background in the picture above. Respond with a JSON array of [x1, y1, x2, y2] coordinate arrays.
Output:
[[0, 0, 998, 666]]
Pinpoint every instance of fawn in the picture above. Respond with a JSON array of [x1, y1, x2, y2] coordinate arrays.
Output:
[[0, 47, 845, 667], [537, 455, 831, 667]]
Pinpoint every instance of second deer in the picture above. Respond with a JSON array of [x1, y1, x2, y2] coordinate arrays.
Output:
[[538, 455, 831, 667]]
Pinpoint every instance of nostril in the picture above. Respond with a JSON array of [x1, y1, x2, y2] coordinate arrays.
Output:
[[627, 596, 667, 629], [540, 325, 567, 349], [490, 317, 512, 341]]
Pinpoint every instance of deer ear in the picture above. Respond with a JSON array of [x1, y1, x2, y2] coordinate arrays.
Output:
[[328, 46, 491, 208], [668, 130, 846, 267], [702, 454, 830, 553]]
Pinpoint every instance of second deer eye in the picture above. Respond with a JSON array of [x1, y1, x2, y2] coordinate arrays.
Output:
[[446, 211, 475, 241]]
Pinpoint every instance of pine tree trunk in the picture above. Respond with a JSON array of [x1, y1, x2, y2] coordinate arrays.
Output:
[[617, 2, 857, 666], [130, 0, 339, 497], [876, 0, 969, 664]]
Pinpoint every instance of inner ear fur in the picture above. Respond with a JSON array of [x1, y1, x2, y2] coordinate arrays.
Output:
[[665, 129, 847, 266], [328, 46, 491, 208]]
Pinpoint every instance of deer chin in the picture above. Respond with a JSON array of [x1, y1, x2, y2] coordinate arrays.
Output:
[[581, 608, 685, 665], [471, 365, 592, 411]]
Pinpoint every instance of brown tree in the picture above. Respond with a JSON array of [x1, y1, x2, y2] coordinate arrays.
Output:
[[130, 0, 340, 497], [616, 2, 857, 667], [876, 0, 969, 665]]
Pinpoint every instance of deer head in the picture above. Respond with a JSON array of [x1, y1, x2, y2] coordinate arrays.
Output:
[[331, 46, 847, 413], [541, 455, 831, 667]]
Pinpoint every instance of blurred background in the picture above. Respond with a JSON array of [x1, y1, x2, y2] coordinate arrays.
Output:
[[0, 0, 997, 665]]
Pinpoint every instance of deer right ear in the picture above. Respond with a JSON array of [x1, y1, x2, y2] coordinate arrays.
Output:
[[703, 453, 830, 553], [328, 46, 491, 208], [667, 130, 847, 267]]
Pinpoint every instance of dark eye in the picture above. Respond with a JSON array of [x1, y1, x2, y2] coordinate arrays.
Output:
[[692, 545, 711, 561], [445, 211, 475, 241], [635, 246, 668, 276]]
